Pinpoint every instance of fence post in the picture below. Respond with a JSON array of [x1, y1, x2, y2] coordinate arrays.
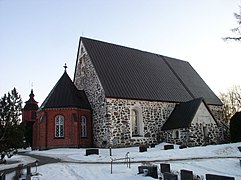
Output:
[[111, 160, 113, 174], [129, 157, 131, 168], [109, 147, 112, 156]]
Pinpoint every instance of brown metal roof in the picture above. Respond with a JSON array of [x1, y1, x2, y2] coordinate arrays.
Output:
[[161, 98, 203, 130], [40, 71, 91, 110], [77, 37, 222, 105]]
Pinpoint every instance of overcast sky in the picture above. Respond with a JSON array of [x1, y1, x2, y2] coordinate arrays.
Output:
[[0, 0, 240, 105]]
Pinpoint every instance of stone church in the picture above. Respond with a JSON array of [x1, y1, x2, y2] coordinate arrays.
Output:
[[23, 37, 227, 149]]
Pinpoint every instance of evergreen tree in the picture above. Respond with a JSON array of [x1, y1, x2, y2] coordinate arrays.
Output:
[[230, 112, 241, 142], [0, 88, 24, 152]]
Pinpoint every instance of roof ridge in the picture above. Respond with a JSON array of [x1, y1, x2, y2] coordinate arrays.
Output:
[[81, 36, 167, 58]]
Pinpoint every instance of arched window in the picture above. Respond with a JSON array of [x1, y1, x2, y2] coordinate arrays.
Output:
[[55, 115, 64, 137], [203, 126, 208, 138], [130, 108, 143, 137], [173, 130, 179, 139], [81, 116, 87, 137]]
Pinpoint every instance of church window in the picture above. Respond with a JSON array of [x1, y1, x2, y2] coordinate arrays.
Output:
[[203, 126, 208, 138], [173, 130, 179, 139], [130, 108, 143, 137], [81, 116, 87, 137], [55, 115, 64, 138]]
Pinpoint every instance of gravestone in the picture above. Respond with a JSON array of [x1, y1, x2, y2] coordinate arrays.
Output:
[[138, 165, 158, 179], [180, 169, 193, 180], [179, 145, 187, 149], [163, 172, 178, 180], [1, 154, 5, 160], [238, 147, 241, 152], [139, 146, 147, 152], [160, 163, 171, 173], [206, 174, 235, 180], [26, 165, 31, 180], [26, 174, 31, 180], [86, 149, 99, 156], [13, 164, 24, 180], [27, 165, 31, 175], [164, 145, 174, 150], [0, 172, 5, 180], [0, 154, 6, 164]]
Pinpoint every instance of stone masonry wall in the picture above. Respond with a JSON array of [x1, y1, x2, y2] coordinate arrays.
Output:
[[208, 105, 225, 123], [162, 105, 224, 146], [209, 105, 229, 143], [162, 123, 220, 147], [106, 98, 175, 147], [74, 42, 227, 147], [74, 44, 108, 147]]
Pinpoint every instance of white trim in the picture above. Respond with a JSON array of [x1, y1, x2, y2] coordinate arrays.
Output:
[[172, 129, 180, 139], [130, 106, 144, 137], [81, 116, 87, 137], [55, 115, 64, 137]]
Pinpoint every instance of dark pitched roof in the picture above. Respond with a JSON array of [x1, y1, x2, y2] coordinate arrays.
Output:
[[77, 37, 222, 105], [161, 98, 204, 130], [40, 71, 91, 110], [162, 98, 217, 131], [24, 89, 39, 110]]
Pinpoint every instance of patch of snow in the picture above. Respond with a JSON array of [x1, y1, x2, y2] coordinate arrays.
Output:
[[2, 142, 241, 179]]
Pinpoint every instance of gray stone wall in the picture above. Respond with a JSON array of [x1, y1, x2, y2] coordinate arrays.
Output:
[[106, 98, 175, 147], [189, 123, 219, 146], [208, 105, 225, 123], [162, 104, 224, 146], [74, 46, 108, 147], [161, 128, 189, 145], [209, 105, 230, 143], [162, 123, 220, 146]]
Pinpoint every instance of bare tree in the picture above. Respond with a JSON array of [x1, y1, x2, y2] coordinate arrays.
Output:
[[223, 6, 241, 42], [219, 85, 241, 123]]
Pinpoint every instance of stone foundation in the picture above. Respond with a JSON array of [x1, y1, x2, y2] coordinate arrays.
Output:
[[162, 123, 222, 146]]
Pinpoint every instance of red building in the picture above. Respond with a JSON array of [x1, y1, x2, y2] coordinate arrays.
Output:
[[28, 68, 92, 150], [22, 89, 39, 147]]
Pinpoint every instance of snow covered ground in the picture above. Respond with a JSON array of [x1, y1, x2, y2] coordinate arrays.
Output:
[[1, 142, 241, 179]]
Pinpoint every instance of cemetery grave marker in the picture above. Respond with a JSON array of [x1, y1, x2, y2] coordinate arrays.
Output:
[[86, 149, 99, 156]]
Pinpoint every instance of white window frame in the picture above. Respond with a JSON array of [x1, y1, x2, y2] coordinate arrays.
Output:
[[55, 115, 64, 138], [81, 116, 87, 137], [130, 107, 144, 137], [173, 130, 180, 139]]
